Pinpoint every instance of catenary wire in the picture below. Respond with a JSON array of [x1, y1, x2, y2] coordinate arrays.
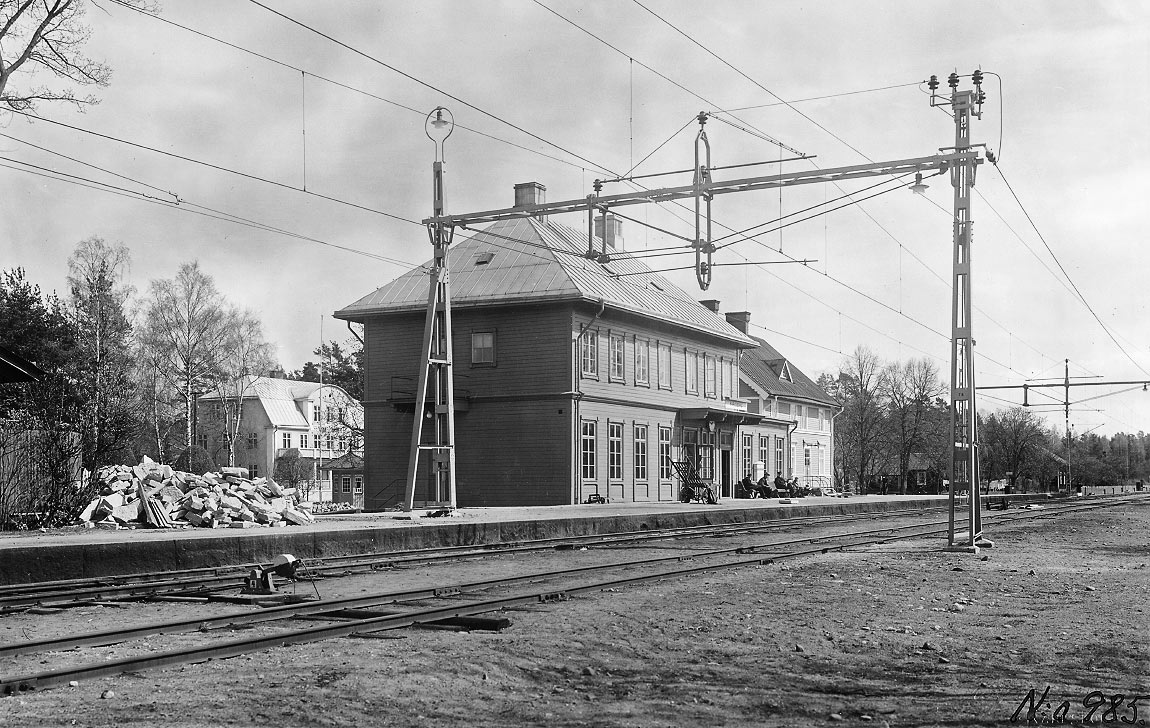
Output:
[[222, 2, 1009, 379], [104, 0, 588, 173], [992, 163, 1150, 378], [9, 110, 422, 226], [531, 0, 801, 157], [245, 0, 615, 177], [0, 156, 427, 270]]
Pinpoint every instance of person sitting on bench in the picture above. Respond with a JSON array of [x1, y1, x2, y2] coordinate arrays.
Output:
[[773, 471, 788, 495]]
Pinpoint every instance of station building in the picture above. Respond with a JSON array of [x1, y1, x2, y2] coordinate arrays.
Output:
[[336, 183, 835, 508]]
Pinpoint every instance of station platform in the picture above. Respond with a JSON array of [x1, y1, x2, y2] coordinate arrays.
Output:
[[0, 492, 1061, 586]]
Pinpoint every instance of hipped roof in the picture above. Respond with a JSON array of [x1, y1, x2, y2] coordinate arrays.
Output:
[[197, 377, 334, 429], [335, 217, 755, 347]]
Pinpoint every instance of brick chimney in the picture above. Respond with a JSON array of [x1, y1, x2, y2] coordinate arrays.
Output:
[[594, 213, 624, 251], [514, 182, 547, 222], [725, 311, 751, 333], [699, 299, 721, 314]]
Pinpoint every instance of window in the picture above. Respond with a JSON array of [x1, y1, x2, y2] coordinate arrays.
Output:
[[246, 432, 258, 450], [724, 359, 734, 398], [775, 437, 785, 475], [634, 424, 648, 481], [698, 443, 714, 481], [759, 435, 770, 472], [685, 350, 699, 393], [300, 433, 309, 449], [581, 421, 596, 480], [354, 475, 363, 494], [472, 332, 495, 365], [658, 343, 672, 389], [741, 434, 753, 478], [581, 330, 599, 377], [634, 338, 649, 385], [804, 445, 812, 473], [197, 433, 208, 449], [704, 355, 716, 397], [608, 422, 623, 481], [249, 463, 259, 478], [341, 476, 352, 494], [609, 334, 625, 381], [778, 401, 791, 417], [659, 426, 673, 480]]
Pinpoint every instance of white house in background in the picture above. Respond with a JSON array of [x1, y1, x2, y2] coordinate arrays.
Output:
[[721, 311, 839, 491], [195, 376, 363, 502]]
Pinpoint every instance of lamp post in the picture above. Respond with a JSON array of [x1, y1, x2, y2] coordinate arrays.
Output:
[[403, 107, 458, 513]]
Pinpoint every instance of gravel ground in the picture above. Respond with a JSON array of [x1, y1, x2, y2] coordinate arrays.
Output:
[[1, 499, 1147, 728]]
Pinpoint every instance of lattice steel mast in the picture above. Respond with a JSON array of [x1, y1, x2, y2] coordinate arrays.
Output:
[[931, 72, 990, 552]]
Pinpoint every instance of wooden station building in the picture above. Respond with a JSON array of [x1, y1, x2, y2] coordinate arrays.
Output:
[[336, 183, 833, 509]]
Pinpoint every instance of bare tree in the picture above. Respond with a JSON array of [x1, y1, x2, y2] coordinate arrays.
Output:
[[837, 346, 885, 493], [0, 0, 154, 112], [139, 262, 230, 452], [881, 357, 946, 494], [209, 308, 275, 468]]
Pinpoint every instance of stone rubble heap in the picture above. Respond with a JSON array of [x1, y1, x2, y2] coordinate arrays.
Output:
[[78, 456, 315, 529]]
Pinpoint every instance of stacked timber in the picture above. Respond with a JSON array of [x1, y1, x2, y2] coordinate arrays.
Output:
[[78, 457, 315, 530]]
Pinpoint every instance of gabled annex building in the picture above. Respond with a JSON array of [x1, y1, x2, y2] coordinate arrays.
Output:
[[337, 183, 833, 509]]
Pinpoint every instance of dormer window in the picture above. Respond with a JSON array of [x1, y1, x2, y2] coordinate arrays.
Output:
[[475, 252, 496, 266], [780, 362, 793, 383]]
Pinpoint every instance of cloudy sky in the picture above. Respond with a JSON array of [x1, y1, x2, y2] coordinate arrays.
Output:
[[2, 1, 1147, 438]]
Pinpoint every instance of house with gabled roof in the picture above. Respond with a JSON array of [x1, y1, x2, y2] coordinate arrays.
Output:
[[723, 313, 840, 492], [195, 376, 363, 500], [336, 183, 771, 509]]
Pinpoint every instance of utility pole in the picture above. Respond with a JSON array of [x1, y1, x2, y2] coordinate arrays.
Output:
[[927, 71, 990, 552], [404, 108, 458, 512], [979, 362, 1150, 494]]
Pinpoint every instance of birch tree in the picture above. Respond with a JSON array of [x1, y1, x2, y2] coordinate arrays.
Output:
[[0, 0, 155, 112], [209, 308, 275, 467], [67, 236, 137, 470], [139, 262, 230, 453]]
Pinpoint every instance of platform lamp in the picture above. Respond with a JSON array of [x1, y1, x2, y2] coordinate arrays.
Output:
[[403, 107, 459, 513]]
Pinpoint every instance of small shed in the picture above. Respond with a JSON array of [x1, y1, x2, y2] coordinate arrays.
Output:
[[319, 451, 364, 508]]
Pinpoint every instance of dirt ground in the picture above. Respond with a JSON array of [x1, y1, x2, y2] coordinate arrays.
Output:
[[1, 500, 1147, 728]]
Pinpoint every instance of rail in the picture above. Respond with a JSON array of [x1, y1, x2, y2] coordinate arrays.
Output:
[[1, 495, 1141, 693]]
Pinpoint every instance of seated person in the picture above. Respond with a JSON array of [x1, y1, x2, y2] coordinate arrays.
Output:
[[738, 474, 756, 497], [773, 472, 789, 494], [755, 474, 776, 498]]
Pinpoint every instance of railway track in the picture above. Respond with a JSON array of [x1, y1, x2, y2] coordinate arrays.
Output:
[[1, 495, 1140, 694], [0, 502, 954, 609]]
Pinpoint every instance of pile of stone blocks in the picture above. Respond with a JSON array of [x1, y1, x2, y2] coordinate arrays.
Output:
[[79, 457, 315, 529]]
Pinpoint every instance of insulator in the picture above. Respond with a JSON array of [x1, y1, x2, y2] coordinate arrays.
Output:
[[927, 74, 939, 92], [948, 72, 959, 89], [977, 91, 986, 105], [971, 69, 984, 86]]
